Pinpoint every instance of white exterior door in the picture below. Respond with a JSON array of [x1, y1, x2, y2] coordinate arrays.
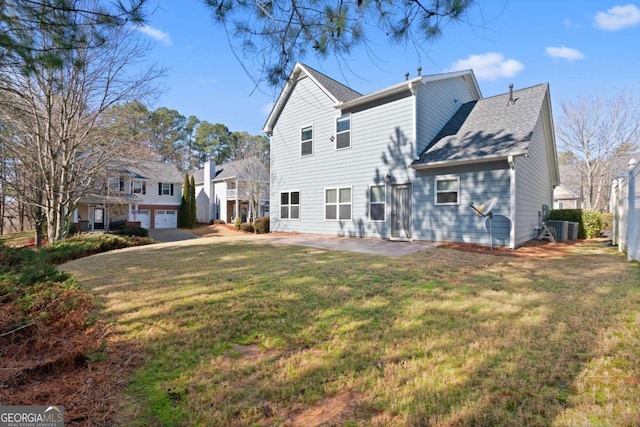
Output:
[[391, 184, 412, 240], [154, 210, 177, 229]]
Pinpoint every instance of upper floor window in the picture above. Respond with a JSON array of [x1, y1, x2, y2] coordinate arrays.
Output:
[[435, 175, 460, 205], [108, 176, 124, 193], [280, 191, 300, 219], [301, 126, 313, 156], [131, 180, 146, 195], [336, 114, 351, 149], [325, 187, 352, 221], [159, 182, 174, 196]]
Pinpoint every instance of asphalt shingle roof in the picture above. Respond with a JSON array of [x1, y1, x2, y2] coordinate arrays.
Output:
[[114, 158, 183, 182], [192, 159, 262, 184], [301, 63, 362, 103], [413, 83, 549, 166]]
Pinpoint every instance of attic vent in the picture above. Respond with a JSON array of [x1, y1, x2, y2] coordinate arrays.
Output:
[[507, 83, 518, 105]]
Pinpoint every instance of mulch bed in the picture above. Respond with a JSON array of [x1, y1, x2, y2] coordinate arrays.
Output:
[[440, 237, 611, 258]]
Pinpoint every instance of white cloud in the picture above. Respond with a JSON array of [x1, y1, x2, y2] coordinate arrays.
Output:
[[262, 102, 274, 115], [545, 46, 586, 61], [446, 53, 524, 81], [594, 4, 640, 31], [136, 24, 172, 46], [563, 19, 583, 29]]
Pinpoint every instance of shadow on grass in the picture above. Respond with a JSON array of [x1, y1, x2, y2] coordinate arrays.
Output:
[[63, 241, 640, 426]]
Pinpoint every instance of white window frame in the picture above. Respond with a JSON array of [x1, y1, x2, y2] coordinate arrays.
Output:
[[335, 114, 351, 150], [325, 186, 352, 221], [280, 191, 300, 220], [300, 125, 313, 157], [131, 180, 146, 195], [435, 175, 460, 205], [369, 184, 386, 222], [161, 183, 172, 196]]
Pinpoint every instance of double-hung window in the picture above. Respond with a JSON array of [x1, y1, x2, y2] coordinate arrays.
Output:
[[369, 185, 386, 221], [435, 175, 460, 205], [131, 180, 146, 195], [335, 114, 351, 149], [280, 191, 300, 219], [301, 126, 313, 156], [158, 182, 174, 196], [325, 187, 352, 221]]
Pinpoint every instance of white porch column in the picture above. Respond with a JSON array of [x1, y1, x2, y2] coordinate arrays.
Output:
[[235, 178, 239, 220]]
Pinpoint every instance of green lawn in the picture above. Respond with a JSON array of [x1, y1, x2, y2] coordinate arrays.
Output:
[[62, 240, 640, 426], [0, 230, 33, 247]]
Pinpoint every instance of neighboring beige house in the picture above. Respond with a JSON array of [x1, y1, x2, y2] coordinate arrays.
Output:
[[553, 184, 581, 209], [74, 158, 183, 231]]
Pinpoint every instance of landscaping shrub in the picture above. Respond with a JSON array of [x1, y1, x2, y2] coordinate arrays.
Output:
[[39, 233, 152, 265], [548, 209, 603, 239], [234, 217, 242, 229], [254, 216, 270, 234], [111, 226, 149, 238], [240, 222, 254, 233]]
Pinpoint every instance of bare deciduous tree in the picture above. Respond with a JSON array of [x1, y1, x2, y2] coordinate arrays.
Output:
[[233, 135, 269, 224], [0, 1, 163, 244], [557, 89, 640, 211]]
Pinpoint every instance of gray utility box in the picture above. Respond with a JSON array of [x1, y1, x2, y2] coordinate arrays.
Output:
[[567, 221, 579, 240], [546, 220, 569, 241]]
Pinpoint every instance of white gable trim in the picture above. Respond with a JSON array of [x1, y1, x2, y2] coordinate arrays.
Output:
[[263, 63, 341, 135]]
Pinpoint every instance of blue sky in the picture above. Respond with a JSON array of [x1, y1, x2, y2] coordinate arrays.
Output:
[[137, 1, 640, 136]]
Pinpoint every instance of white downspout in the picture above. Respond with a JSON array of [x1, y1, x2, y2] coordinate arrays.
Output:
[[508, 155, 516, 249]]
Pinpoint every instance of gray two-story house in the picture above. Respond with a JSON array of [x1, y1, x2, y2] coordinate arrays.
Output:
[[263, 63, 559, 248]]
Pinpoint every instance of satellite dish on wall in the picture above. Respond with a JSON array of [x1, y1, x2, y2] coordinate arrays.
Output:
[[472, 197, 497, 217], [470, 197, 498, 249]]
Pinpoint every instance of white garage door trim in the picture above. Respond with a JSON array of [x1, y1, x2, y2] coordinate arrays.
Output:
[[154, 209, 177, 229]]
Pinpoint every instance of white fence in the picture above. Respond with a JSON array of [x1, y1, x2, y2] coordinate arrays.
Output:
[[611, 159, 640, 262]]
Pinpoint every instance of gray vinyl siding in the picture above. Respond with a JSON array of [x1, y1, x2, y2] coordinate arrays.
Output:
[[270, 77, 415, 237], [415, 77, 478, 156], [412, 161, 512, 246], [513, 112, 555, 246]]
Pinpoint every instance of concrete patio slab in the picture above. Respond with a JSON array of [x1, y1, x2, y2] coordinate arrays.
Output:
[[261, 234, 440, 257]]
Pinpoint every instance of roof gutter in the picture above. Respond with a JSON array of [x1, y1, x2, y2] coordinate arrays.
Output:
[[411, 152, 528, 170], [336, 77, 422, 111]]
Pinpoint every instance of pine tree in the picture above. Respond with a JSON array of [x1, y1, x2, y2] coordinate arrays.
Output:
[[189, 175, 197, 227], [178, 173, 189, 228]]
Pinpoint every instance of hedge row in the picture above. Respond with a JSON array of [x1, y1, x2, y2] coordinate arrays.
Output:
[[548, 209, 602, 239]]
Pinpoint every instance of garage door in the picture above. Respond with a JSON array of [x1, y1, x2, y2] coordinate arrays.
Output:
[[137, 210, 150, 229], [154, 209, 177, 229]]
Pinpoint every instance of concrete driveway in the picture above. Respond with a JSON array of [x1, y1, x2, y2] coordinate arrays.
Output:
[[148, 228, 199, 242]]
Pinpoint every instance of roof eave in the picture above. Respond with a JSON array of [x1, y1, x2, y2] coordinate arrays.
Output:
[[411, 152, 527, 170], [336, 77, 422, 110], [263, 64, 306, 135]]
